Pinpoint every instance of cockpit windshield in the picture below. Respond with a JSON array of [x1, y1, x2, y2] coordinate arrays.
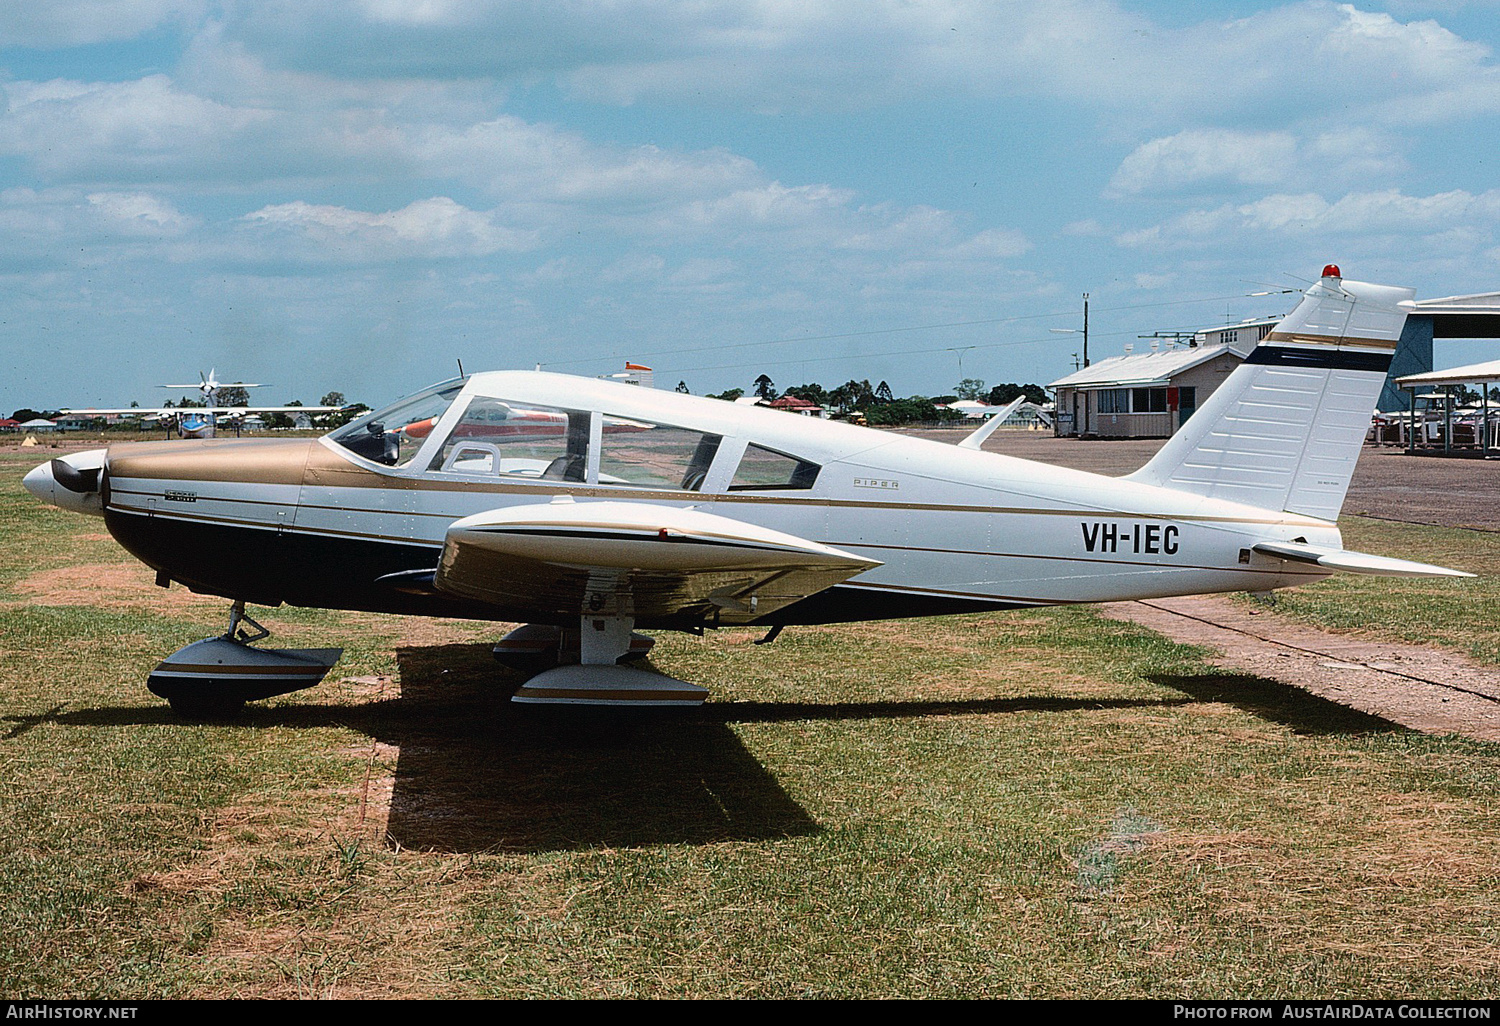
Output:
[[327, 379, 464, 467]]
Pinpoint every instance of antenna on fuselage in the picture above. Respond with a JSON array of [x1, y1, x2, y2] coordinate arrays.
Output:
[[457, 358, 465, 378]]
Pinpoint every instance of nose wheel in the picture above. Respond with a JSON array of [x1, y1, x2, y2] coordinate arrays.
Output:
[[148, 601, 343, 719]]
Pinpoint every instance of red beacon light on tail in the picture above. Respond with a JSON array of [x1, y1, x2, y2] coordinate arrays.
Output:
[[1321, 264, 1341, 279]]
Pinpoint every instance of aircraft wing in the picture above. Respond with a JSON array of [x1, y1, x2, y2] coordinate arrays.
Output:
[[424, 498, 881, 623], [1252, 541, 1473, 578]]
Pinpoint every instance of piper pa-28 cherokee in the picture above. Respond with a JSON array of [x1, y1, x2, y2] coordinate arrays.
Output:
[[23, 266, 1473, 714]]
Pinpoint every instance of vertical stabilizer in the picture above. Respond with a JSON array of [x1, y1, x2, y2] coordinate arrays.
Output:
[[1126, 267, 1413, 521]]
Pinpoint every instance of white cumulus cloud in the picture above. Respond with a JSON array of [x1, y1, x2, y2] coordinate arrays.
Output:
[[0, 1, 201, 47], [1117, 187, 1500, 250], [203, 1, 1500, 128], [241, 197, 540, 261], [1108, 127, 1404, 197]]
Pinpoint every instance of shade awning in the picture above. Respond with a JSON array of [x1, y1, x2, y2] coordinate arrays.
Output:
[[1395, 358, 1500, 387]]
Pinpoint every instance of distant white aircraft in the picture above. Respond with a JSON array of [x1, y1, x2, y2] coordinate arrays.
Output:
[[24, 267, 1471, 715], [60, 369, 341, 438]]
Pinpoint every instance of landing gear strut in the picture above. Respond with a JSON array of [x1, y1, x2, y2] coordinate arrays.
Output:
[[492, 622, 654, 671]]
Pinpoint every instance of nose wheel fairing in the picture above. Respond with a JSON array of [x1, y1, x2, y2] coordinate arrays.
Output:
[[149, 601, 342, 718], [147, 637, 343, 717]]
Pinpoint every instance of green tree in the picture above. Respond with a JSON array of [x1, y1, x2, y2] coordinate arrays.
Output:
[[986, 382, 1048, 406], [323, 401, 367, 428], [753, 374, 777, 400], [321, 391, 346, 408], [708, 388, 745, 402], [217, 386, 251, 407], [863, 397, 963, 426], [874, 381, 894, 404], [783, 383, 829, 406], [954, 378, 987, 401], [828, 379, 875, 414], [675, 381, 690, 394]]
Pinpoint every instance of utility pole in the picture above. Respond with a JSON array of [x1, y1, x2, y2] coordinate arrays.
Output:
[[1082, 292, 1090, 368], [1050, 292, 1091, 435], [1051, 293, 1091, 366], [945, 346, 977, 383]]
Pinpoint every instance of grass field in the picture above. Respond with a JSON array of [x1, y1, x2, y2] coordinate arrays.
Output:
[[2, 447, 1498, 998], [1249, 515, 1500, 665]]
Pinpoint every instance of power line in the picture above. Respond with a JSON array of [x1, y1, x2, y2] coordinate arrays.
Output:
[[657, 327, 1150, 377], [541, 290, 1286, 375], [541, 309, 1076, 369]]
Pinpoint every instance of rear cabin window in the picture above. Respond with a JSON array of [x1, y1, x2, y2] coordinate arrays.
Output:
[[430, 398, 590, 481], [729, 444, 820, 491], [597, 416, 721, 490]]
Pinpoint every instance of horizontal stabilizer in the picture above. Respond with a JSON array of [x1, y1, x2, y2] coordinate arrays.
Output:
[[1252, 541, 1473, 578]]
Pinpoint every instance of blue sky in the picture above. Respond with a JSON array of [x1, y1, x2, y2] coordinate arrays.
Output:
[[4, 0, 1500, 413]]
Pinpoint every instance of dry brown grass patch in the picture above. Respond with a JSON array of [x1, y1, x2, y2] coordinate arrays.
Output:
[[14, 563, 221, 614]]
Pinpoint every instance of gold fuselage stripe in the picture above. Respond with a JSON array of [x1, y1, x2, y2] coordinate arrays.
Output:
[[155, 663, 330, 676], [110, 481, 1325, 529], [1263, 330, 1398, 351]]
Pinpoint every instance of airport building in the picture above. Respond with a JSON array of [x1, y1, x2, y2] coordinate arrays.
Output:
[[1049, 318, 1276, 439], [1050, 292, 1500, 439]]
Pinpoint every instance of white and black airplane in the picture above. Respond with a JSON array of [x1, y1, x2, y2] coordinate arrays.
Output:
[[59, 369, 341, 439], [23, 267, 1471, 714]]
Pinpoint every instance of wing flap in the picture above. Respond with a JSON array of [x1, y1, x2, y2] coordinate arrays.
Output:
[[1252, 541, 1473, 578], [434, 499, 881, 622]]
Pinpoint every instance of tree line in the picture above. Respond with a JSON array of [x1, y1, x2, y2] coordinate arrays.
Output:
[[678, 374, 1048, 426]]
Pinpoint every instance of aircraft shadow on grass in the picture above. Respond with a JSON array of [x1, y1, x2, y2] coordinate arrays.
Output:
[[373, 642, 821, 853], [6, 648, 1402, 854], [1147, 672, 1405, 736]]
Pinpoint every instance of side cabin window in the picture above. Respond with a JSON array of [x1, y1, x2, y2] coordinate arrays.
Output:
[[430, 398, 589, 481], [598, 416, 721, 490], [729, 444, 820, 491]]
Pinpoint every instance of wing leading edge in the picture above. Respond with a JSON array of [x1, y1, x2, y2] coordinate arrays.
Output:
[[432, 497, 881, 623]]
